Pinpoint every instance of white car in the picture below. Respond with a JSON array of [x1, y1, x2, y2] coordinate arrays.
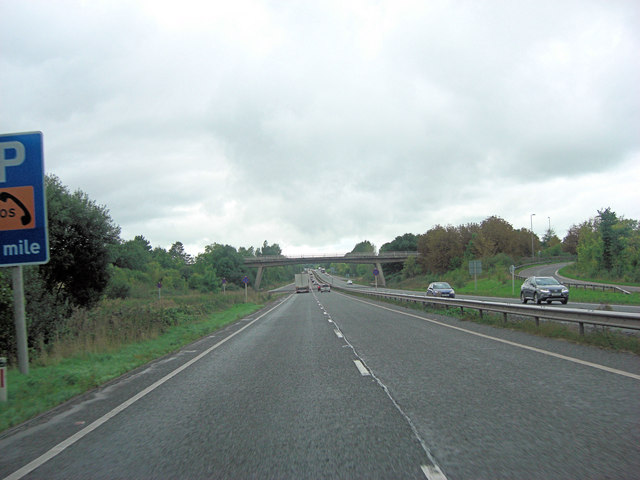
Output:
[[346, 280, 353, 285]]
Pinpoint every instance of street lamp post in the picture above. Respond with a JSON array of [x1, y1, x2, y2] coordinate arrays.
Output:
[[530, 213, 536, 258]]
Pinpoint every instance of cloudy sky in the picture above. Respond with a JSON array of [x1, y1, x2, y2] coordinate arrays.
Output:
[[2, 0, 638, 257]]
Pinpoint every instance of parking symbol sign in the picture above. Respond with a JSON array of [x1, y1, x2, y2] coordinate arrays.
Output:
[[0, 132, 49, 266]]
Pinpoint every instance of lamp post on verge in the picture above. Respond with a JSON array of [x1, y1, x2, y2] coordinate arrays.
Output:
[[530, 213, 536, 258]]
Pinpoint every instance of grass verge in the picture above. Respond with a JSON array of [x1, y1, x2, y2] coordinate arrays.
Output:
[[0, 300, 264, 433]]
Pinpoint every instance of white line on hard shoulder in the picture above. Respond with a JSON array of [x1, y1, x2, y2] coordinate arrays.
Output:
[[341, 293, 640, 381], [3, 296, 293, 480], [334, 329, 343, 338]]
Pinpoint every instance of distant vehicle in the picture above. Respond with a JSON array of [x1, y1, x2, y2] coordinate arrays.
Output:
[[320, 284, 331, 293], [426, 282, 455, 298], [520, 276, 569, 304], [346, 280, 353, 285], [294, 273, 310, 293]]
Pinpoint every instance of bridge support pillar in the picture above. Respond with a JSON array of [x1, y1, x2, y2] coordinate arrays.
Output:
[[255, 266, 264, 290], [375, 262, 386, 287]]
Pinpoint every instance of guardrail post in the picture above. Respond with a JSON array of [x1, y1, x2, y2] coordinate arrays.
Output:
[[535, 316, 539, 328], [479, 310, 483, 320], [579, 322, 585, 335], [503, 312, 507, 324]]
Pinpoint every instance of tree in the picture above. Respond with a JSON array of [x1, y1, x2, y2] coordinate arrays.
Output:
[[380, 234, 418, 276], [346, 241, 377, 276], [256, 240, 282, 256], [195, 243, 246, 287], [111, 235, 153, 271], [477, 216, 520, 257], [168, 241, 193, 266], [458, 223, 481, 260], [238, 246, 255, 257], [417, 225, 462, 274], [42, 175, 120, 308], [597, 208, 619, 272], [351, 240, 376, 254], [380, 233, 417, 252], [562, 224, 582, 255]]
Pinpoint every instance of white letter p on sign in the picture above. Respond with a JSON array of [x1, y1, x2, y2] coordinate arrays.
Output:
[[0, 141, 26, 183]]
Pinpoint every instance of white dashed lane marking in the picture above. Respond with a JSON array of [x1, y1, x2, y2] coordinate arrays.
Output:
[[353, 359, 370, 376]]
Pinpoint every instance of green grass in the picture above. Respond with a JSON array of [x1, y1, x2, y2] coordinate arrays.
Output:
[[558, 265, 640, 288], [0, 302, 263, 433]]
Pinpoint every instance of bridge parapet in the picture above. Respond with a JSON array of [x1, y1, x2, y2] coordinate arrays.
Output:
[[244, 252, 417, 289], [243, 251, 417, 267]]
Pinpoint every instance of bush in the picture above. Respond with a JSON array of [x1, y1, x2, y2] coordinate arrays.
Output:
[[106, 282, 131, 300]]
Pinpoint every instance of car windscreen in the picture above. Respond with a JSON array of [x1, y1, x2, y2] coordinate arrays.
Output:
[[536, 278, 559, 285]]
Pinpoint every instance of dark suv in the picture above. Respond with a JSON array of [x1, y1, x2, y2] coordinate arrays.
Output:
[[520, 276, 569, 304]]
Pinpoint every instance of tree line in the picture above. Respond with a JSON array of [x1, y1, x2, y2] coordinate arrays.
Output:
[[369, 211, 638, 282]]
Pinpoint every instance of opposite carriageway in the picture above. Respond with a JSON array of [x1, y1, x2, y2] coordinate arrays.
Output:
[[243, 252, 417, 289]]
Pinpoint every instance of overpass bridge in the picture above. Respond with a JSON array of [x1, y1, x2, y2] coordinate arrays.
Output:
[[244, 251, 417, 289]]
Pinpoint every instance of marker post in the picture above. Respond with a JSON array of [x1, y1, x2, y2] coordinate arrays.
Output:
[[0, 357, 7, 402]]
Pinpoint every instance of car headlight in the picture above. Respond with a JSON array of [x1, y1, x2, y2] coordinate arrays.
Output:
[[540, 288, 550, 293], [562, 288, 569, 294]]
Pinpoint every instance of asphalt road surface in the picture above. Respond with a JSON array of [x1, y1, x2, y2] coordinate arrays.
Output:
[[2, 291, 639, 479]]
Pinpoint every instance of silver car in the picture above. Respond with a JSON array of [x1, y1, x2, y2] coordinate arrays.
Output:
[[426, 282, 455, 298]]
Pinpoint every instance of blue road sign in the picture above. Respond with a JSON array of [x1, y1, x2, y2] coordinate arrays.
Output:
[[0, 132, 49, 266]]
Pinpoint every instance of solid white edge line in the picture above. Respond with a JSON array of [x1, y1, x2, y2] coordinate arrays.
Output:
[[334, 329, 343, 338], [421, 464, 448, 480], [353, 359, 370, 376], [341, 293, 640, 381], [3, 296, 292, 480]]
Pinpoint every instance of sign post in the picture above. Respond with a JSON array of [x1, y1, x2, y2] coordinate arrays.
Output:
[[242, 276, 249, 302], [469, 260, 482, 291], [373, 268, 379, 290], [0, 357, 7, 402], [1, 132, 49, 375], [510, 265, 516, 295], [222, 278, 226, 295]]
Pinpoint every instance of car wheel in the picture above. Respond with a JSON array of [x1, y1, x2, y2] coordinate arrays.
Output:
[[561, 299, 568, 304], [534, 293, 541, 304], [520, 292, 528, 304], [546, 300, 552, 304]]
